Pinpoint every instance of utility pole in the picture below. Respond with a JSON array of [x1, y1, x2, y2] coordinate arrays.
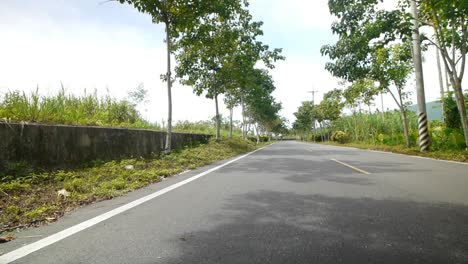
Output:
[[307, 90, 318, 140], [411, 0, 430, 152], [307, 90, 318, 105]]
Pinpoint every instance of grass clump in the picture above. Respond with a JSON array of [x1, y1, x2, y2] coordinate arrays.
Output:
[[0, 137, 261, 233], [0, 88, 158, 129]]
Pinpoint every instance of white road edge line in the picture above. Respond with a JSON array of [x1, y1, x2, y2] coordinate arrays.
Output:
[[331, 158, 371, 175], [366, 149, 468, 165], [0, 144, 273, 264]]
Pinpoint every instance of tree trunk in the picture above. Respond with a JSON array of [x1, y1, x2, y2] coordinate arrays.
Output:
[[436, 48, 445, 101], [380, 93, 385, 120], [389, 87, 411, 148], [400, 108, 411, 147], [396, 88, 410, 147], [434, 23, 468, 147], [436, 46, 445, 119], [254, 123, 260, 144], [229, 107, 233, 138], [445, 68, 450, 92], [241, 99, 246, 139], [319, 122, 325, 142], [452, 79, 468, 148], [352, 111, 358, 141], [214, 94, 221, 141], [164, 21, 173, 153]]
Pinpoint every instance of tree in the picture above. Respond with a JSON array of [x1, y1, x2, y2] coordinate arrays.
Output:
[[321, 88, 345, 122], [321, 0, 412, 82], [372, 43, 414, 147], [341, 79, 378, 141], [293, 101, 314, 140], [175, 6, 283, 141], [321, 0, 431, 147], [418, 0, 468, 147], [241, 69, 282, 143], [315, 89, 345, 141], [175, 7, 246, 140], [128, 83, 149, 106], [224, 93, 238, 138], [118, 0, 242, 151]]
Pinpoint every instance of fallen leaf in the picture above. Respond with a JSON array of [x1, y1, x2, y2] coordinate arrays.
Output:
[[57, 188, 70, 198], [0, 236, 15, 243]]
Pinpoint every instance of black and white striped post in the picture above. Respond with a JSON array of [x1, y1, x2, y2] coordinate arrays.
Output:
[[418, 112, 430, 152], [411, 0, 430, 152]]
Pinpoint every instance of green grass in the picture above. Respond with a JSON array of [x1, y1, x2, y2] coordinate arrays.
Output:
[[0, 88, 157, 129], [172, 120, 243, 137], [0, 88, 244, 137], [316, 141, 468, 163], [325, 108, 468, 150], [0, 137, 264, 233]]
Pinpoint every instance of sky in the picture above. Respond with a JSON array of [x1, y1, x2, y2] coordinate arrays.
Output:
[[0, 0, 461, 126]]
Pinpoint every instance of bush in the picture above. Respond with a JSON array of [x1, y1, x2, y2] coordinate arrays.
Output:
[[331, 131, 350, 144], [430, 127, 466, 150], [247, 135, 269, 143], [308, 133, 328, 142], [443, 92, 462, 129]]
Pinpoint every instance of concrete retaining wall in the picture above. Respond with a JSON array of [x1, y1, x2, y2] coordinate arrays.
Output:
[[0, 123, 211, 167]]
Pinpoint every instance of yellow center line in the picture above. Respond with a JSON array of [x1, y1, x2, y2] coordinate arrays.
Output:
[[331, 159, 371, 175]]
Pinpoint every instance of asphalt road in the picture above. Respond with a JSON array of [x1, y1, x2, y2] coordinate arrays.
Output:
[[2, 141, 468, 264]]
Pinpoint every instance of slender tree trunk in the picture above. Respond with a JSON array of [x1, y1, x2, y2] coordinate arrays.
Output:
[[436, 48, 445, 101], [319, 122, 325, 142], [400, 109, 411, 148], [254, 123, 260, 144], [435, 24, 468, 147], [352, 111, 358, 141], [436, 46, 445, 119], [164, 21, 173, 153], [229, 107, 233, 138], [380, 92, 385, 120], [241, 99, 246, 139], [389, 87, 411, 148], [445, 68, 450, 92], [214, 94, 220, 141], [452, 79, 468, 147]]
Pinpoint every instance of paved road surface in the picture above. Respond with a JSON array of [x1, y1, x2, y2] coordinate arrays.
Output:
[[2, 141, 468, 263]]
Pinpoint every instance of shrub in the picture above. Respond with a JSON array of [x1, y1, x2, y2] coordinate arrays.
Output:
[[308, 133, 326, 142], [247, 135, 269, 143], [331, 131, 350, 144]]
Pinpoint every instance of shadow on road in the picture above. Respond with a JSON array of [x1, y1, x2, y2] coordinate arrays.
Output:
[[165, 190, 468, 264]]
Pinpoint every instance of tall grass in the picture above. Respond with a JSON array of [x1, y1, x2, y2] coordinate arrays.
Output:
[[173, 119, 242, 137], [330, 110, 466, 151], [0, 88, 158, 129], [0, 88, 243, 136]]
